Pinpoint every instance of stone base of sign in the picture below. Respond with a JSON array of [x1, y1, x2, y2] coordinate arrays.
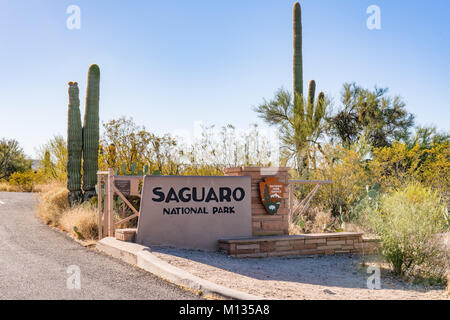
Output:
[[115, 228, 137, 242], [219, 232, 378, 258], [224, 167, 290, 236]]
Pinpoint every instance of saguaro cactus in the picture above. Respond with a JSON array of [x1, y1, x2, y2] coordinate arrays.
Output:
[[293, 2, 303, 99], [306, 80, 325, 130], [67, 82, 83, 205], [293, 3, 326, 130], [82, 64, 101, 201]]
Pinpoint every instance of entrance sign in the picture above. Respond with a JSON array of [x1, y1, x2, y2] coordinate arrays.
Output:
[[136, 176, 252, 250], [259, 177, 285, 215]]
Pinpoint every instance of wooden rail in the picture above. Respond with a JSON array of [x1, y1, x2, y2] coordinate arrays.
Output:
[[97, 169, 142, 239], [288, 180, 332, 224]]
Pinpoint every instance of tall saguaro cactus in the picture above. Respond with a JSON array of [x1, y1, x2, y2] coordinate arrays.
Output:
[[293, 2, 303, 99], [67, 82, 83, 205], [82, 64, 101, 201], [292, 3, 326, 175], [293, 2, 325, 132]]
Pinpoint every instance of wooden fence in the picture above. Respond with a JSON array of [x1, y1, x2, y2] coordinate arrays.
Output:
[[97, 169, 142, 239], [288, 180, 332, 224]]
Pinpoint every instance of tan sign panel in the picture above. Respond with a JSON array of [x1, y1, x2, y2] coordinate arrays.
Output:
[[136, 176, 252, 251]]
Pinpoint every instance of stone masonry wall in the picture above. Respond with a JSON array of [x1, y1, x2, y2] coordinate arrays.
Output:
[[218, 233, 378, 258], [224, 167, 290, 236]]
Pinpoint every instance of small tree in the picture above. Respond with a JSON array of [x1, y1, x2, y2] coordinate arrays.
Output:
[[255, 86, 327, 176], [370, 139, 450, 196], [0, 138, 31, 180], [312, 140, 370, 217], [37, 135, 67, 182], [327, 83, 415, 148]]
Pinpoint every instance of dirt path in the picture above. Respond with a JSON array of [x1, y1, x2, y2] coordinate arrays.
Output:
[[0, 192, 199, 300], [151, 247, 448, 300]]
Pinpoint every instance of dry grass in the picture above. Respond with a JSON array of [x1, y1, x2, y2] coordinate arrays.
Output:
[[288, 222, 303, 235], [448, 274, 450, 295], [37, 184, 69, 226], [290, 206, 337, 235], [0, 180, 65, 193], [36, 182, 98, 241], [59, 204, 98, 240], [312, 210, 334, 233], [0, 181, 21, 192], [33, 181, 65, 194]]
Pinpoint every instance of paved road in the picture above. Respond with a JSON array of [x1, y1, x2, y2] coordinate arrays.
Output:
[[0, 192, 200, 300]]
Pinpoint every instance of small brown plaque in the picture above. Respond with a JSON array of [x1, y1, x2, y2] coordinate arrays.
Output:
[[259, 177, 285, 215], [114, 180, 131, 196]]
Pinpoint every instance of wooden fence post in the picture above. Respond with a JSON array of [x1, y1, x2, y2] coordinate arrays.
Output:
[[289, 183, 294, 222], [97, 173, 103, 239], [107, 168, 114, 237]]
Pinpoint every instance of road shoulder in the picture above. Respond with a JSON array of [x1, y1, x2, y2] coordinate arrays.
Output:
[[96, 237, 262, 300]]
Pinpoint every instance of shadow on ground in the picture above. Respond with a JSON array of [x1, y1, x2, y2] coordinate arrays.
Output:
[[150, 246, 445, 294]]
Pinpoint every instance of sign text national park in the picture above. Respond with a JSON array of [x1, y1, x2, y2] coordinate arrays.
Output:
[[136, 176, 252, 250]]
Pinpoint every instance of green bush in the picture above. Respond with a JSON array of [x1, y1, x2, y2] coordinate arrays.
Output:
[[9, 170, 43, 192], [360, 183, 449, 282]]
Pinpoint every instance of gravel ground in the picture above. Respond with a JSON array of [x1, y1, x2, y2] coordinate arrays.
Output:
[[151, 247, 448, 300]]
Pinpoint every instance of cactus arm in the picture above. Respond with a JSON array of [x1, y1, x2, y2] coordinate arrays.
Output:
[[306, 80, 316, 123], [82, 64, 100, 200], [67, 82, 83, 204], [293, 2, 303, 99], [314, 92, 326, 129]]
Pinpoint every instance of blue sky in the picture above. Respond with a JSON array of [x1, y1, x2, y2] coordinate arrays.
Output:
[[0, 0, 449, 157]]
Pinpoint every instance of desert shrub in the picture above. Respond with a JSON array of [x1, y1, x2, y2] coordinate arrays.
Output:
[[0, 138, 32, 180], [370, 142, 421, 192], [419, 141, 450, 202], [36, 135, 67, 183], [370, 141, 449, 197], [99, 117, 274, 176], [312, 209, 335, 233], [311, 142, 370, 218], [0, 180, 21, 192], [360, 183, 449, 281], [349, 184, 381, 225], [290, 206, 338, 234], [59, 203, 98, 240], [37, 184, 69, 226], [9, 170, 44, 192]]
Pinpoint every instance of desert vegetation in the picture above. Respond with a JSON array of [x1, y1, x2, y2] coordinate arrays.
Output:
[[0, 1, 448, 285], [4, 83, 447, 283]]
